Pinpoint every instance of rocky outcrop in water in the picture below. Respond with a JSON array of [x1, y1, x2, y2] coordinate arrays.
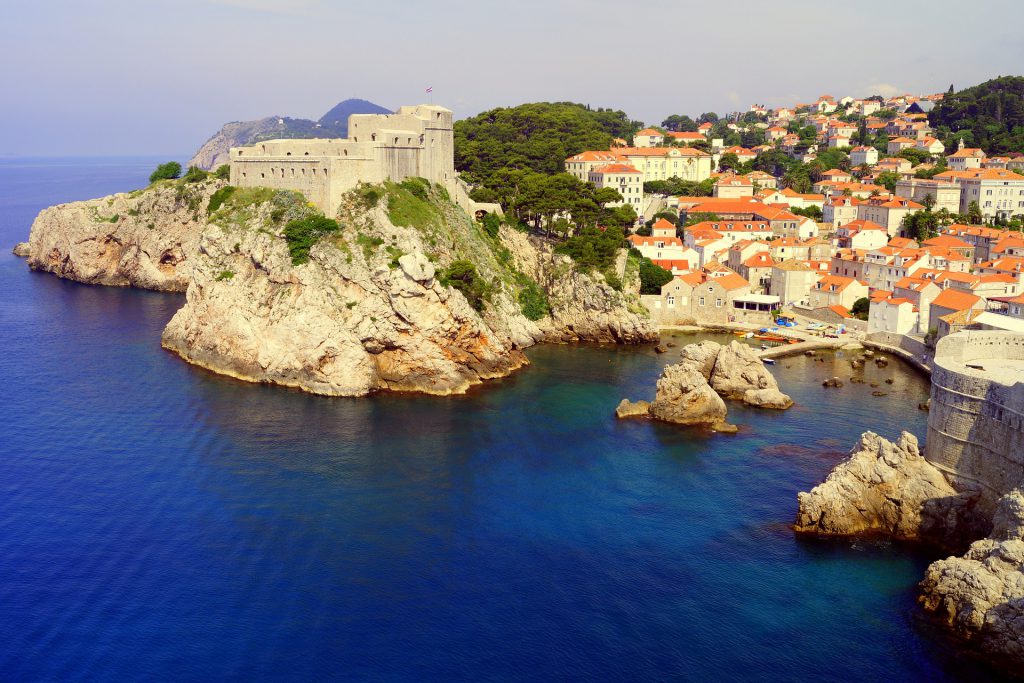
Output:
[[919, 490, 1024, 664], [708, 340, 794, 409], [161, 220, 528, 396], [794, 431, 980, 547], [616, 339, 790, 429], [648, 362, 731, 430], [22, 181, 224, 292]]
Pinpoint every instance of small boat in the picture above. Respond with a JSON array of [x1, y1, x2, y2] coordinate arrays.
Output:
[[762, 358, 776, 365]]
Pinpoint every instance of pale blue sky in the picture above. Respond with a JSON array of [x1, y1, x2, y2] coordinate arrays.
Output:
[[1, 0, 1021, 156]]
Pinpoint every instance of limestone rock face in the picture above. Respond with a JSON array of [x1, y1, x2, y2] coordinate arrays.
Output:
[[679, 340, 723, 380], [743, 388, 795, 409], [23, 181, 224, 292], [501, 227, 658, 344], [919, 490, 1024, 664], [12, 242, 30, 257], [648, 362, 729, 428], [161, 221, 528, 397], [794, 431, 977, 545], [710, 340, 793, 409]]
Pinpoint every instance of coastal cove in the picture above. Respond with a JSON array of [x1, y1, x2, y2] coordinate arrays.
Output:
[[0, 159, 1011, 681]]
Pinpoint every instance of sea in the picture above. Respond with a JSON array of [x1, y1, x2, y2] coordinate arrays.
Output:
[[0, 157, 1007, 681]]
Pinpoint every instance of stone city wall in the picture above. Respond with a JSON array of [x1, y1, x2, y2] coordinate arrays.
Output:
[[926, 331, 1024, 514]]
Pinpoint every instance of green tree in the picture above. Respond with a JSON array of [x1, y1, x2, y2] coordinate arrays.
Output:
[[638, 257, 674, 294], [898, 148, 932, 166], [182, 166, 209, 183], [661, 114, 697, 132], [791, 205, 823, 221], [876, 170, 900, 193], [967, 200, 983, 224], [851, 297, 870, 320], [453, 102, 640, 188], [213, 164, 231, 180], [149, 161, 182, 183], [684, 211, 722, 227], [718, 152, 741, 172]]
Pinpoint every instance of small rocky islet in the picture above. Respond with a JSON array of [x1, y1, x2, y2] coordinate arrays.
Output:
[[616, 339, 793, 431]]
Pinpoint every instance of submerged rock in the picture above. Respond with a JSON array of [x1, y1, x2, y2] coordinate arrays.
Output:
[[615, 399, 650, 419], [919, 490, 1024, 665], [794, 431, 979, 547]]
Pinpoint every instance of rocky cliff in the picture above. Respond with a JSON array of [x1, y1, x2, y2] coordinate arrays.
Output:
[[500, 227, 657, 345], [20, 174, 656, 396], [794, 431, 981, 547], [919, 489, 1024, 665], [23, 180, 225, 291]]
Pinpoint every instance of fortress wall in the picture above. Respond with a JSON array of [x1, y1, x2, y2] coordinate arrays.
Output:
[[926, 331, 1024, 512], [230, 158, 332, 213], [230, 104, 455, 218]]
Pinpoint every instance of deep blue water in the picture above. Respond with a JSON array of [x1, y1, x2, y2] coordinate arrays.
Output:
[[0, 158, 1005, 681]]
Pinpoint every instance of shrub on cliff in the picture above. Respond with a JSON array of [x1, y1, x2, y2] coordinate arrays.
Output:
[[213, 165, 231, 180], [149, 162, 182, 183], [439, 260, 488, 312], [283, 215, 340, 265], [516, 275, 550, 321], [182, 166, 210, 183], [207, 186, 236, 215]]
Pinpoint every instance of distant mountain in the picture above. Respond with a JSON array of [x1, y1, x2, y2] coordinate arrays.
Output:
[[188, 99, 392, 170], [318, 98, 391, 129]]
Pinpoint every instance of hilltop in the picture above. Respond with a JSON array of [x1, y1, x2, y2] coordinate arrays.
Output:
[[929, 76, 1024, 154], [187, 98, 391, 170]]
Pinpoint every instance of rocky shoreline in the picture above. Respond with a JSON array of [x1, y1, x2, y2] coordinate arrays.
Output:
[[16, 178, 656, 397]]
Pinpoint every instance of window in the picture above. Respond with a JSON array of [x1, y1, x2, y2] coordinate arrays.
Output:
[[667, 295, 675, 306], [716, 298, 723, 307], [699, 297, 706, 306]]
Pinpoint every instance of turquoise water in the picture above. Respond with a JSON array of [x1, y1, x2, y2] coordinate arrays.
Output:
[[0, 158, 1005, 681]]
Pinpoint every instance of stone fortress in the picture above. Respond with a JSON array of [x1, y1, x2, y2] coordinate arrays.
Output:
[[926, 330, 1024, 513], [229, 104, 459, 217]]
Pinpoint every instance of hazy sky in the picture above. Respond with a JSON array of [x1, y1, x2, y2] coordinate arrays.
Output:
[[2, 0, 1022, 157]]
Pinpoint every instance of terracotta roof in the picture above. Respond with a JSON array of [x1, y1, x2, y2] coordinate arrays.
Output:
[[932, 288, 982, 312], [828, 304, 852, 318], [628, 235, 682, 247], [635, 128, 662, 137], [709, 273, 751, 291], [922, 235, 972, 249], [591, 163, 640, 174]]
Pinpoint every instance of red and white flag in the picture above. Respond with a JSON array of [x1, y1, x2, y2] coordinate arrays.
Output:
[[425, 87, 433, 93]]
